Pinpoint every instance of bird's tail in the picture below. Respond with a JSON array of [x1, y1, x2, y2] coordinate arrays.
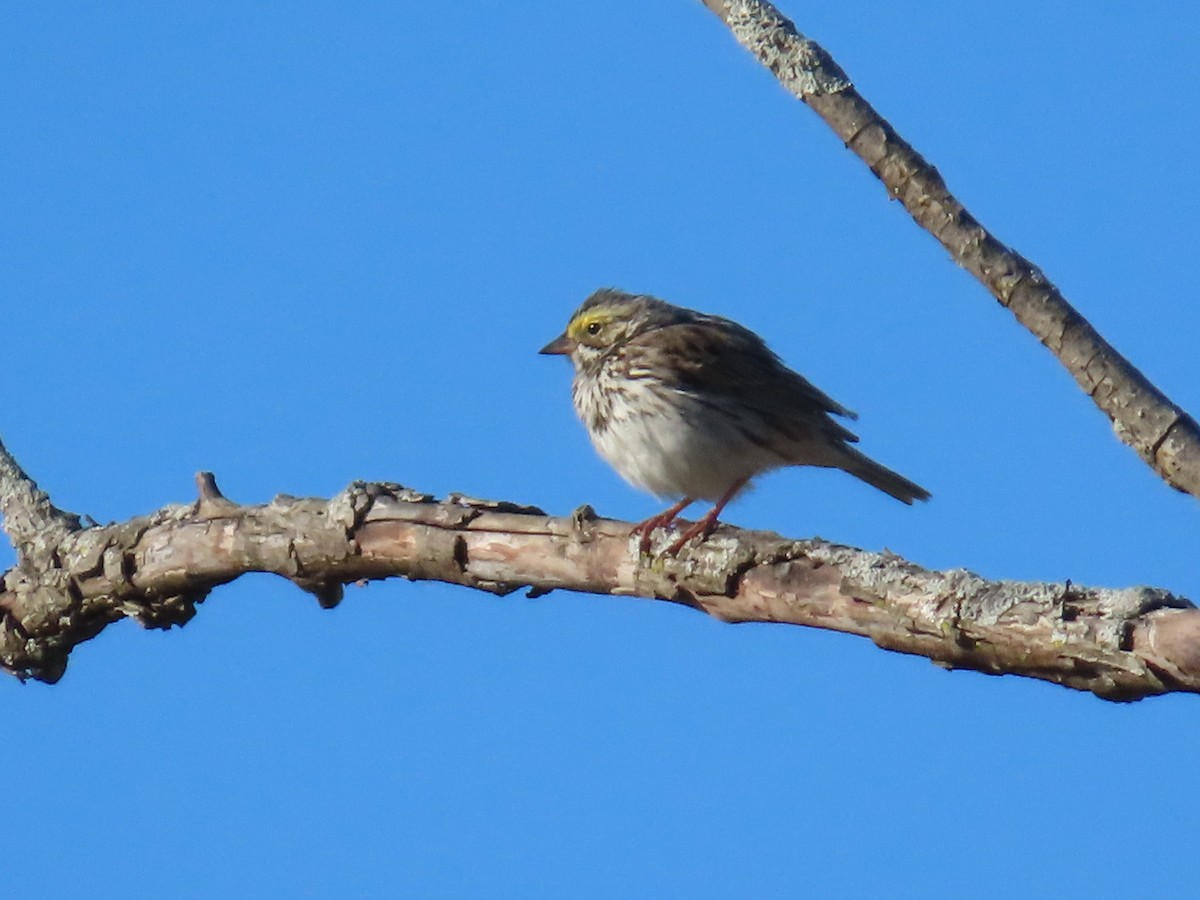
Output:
[[836, 446, 930, 505]]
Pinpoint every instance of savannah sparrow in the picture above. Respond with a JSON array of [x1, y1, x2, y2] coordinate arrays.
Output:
[[540, 288, 929, 553]]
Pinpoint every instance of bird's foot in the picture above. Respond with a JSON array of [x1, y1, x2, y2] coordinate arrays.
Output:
[[630, 512, 679, 555], [631, 498, 694, 554], [663, 511, 720, 556]]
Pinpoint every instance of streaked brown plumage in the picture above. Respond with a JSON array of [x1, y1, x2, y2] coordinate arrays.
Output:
[[540, 288, 929, 553]]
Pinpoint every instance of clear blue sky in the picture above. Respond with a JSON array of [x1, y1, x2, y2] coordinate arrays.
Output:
[[3, 3, 1199, 896]]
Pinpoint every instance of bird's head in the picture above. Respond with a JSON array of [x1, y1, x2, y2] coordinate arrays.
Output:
[[539, 289, 687, 367]]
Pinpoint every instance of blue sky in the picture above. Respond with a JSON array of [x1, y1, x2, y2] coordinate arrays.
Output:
[[3, 3, 1199, 896]]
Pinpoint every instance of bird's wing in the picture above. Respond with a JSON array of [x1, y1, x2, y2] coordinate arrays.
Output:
[[625, 320, 861, 446]]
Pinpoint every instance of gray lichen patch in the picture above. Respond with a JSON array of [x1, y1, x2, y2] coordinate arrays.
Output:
[[722, 0, 851, 97]]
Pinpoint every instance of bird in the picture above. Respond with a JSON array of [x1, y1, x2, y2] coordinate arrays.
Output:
[[539, 288, 929, 554]]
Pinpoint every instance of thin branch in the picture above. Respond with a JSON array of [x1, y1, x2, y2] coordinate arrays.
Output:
[[697, 0, 1200, 498], [0, 475, 1195, 699]]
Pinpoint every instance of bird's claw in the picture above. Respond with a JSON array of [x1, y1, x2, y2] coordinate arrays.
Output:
[[632, 513, 718, 557], [631, 497, 695, 555], [662, 515, 718, 556], [631, 514, 674, 555]]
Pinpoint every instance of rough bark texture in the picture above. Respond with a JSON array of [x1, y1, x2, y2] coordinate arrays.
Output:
[[0, 437, 81, 559], [1, 471, 1196, 700], [698, 0, 1200, 499]]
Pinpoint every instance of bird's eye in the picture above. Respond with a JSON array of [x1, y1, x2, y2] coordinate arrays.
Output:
[[586, 322, 602, 335]]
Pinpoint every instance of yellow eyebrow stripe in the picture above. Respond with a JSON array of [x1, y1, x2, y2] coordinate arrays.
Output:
[[568, 311, 611, 340]]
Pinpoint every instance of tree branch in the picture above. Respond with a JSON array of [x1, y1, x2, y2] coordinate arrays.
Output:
[[697, 0, 1200, 498], [0, 474, 1195, 699], [0, 436, 81, 561]]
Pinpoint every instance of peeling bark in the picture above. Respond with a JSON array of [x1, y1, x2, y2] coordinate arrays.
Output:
[[0, 472, 1195, 700], [697, 0, 1200, 498]]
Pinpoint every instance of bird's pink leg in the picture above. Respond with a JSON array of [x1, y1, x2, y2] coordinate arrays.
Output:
[[664, 477, 748, 556], [631, 497, 694, 554]]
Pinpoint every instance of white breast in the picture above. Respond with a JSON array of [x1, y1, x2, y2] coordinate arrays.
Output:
[[572, 370, 783, 501]]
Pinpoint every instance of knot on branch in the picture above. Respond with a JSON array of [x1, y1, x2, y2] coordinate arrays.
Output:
[[194, 471, 240, 518], [328, 481, 434, 533], [123, 590, 206, 629], [293, 576, 345, 610]]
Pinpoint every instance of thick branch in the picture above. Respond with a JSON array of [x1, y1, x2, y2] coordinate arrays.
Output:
[[698, 0, 1200, 498], [0, 477, 1195, 700]]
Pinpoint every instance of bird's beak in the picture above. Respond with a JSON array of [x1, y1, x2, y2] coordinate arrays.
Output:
[[538, 332, 573, 355]]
